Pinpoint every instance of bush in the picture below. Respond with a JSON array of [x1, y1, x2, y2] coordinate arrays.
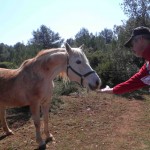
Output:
[[0, 62, 17, 69], [49, 79, 81, 114], [53, 79, 80, 96]]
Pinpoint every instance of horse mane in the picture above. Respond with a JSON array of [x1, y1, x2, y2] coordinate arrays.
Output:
[[22, 48, 69, 82], [19, 58, 34, 69], [36, 48, 66, 58], [35, 48, 70, 82]]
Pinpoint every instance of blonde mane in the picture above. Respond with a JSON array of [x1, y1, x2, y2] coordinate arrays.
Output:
[[37, 48, 70, 83]]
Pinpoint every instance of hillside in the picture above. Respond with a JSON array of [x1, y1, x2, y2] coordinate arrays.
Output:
[[0, 92, 150, 150]]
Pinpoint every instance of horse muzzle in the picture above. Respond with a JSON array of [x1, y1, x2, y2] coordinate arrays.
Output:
[[88, 78, 101, 90]]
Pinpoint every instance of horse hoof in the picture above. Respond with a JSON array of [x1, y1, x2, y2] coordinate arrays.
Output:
[[46, 134, 55, 143], [6, 130, 14, 136], [39, 144, 46, 150]]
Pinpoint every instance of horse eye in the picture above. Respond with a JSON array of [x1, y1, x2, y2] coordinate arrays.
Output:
[[76, 60, 81, 64]]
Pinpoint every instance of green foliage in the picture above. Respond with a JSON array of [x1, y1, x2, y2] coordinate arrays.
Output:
[[53, 79, 79, 96], [50, 80, 80, 114], [0, 62, 16, 69], [50, 96, 64, 114], [30, 25, 64, 49], [75, 28, 92, 47], [121, 0, 150, 26], [100, 28, 113, 44]]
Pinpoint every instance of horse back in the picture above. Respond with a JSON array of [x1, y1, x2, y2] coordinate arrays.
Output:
[[0, 68, 24, 106], [0, 68, 18, 90]]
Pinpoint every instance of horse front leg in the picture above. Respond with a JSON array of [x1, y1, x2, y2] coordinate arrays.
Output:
[[41, 101, 55, 143], [30, 104, 45, 148], [0, 106, 14, 135]]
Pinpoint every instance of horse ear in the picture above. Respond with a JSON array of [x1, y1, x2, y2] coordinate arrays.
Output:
[[65, 42, 72, 54], [79, 44, 84, 50]]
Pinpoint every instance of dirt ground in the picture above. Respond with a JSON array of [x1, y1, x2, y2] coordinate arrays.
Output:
[[1, 92, 150, 150]]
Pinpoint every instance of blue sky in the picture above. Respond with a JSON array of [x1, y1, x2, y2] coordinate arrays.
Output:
[[0, 0, 127, 45]]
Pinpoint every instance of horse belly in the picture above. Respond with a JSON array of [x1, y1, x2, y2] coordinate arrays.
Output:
[[0, 92, 29, 107]]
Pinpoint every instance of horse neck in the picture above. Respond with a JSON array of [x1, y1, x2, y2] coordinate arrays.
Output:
[[37, 50, 68, 80], [18, 49, 68, 80]]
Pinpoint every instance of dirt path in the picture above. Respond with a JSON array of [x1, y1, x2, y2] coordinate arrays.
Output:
[[105, 98, 145, 150], [0, 92, 150, 150]]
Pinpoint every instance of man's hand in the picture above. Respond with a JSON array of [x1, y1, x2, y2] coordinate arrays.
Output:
[[97, 85, 113, 94]]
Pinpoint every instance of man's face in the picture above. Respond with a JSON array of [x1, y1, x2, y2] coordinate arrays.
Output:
[[131, 36, 145, 57]]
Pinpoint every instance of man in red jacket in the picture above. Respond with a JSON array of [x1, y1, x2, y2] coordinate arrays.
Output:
[[98, 26, 150, 94]]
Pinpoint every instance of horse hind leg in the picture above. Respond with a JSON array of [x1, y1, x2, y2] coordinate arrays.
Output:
[[41, 101, 55, 143], [0, 106, 14, 135]]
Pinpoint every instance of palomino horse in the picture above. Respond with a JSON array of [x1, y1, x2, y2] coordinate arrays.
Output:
[[0, 43, 101, 148]]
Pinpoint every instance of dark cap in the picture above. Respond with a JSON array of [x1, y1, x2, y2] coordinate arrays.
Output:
[[124, 26, 150, 48]]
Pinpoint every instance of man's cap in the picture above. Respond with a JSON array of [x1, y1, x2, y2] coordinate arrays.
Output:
[[124, 26, 150, 48]]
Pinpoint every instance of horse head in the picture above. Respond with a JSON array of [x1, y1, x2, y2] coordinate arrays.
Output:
[[65, 43, 101, 90]]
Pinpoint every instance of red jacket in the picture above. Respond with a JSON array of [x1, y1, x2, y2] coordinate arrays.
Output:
[[113, 44, 150, 94]]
